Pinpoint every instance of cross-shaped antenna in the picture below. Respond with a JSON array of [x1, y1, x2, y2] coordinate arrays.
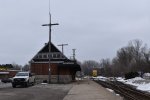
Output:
[[42, 13, 59, 84], [58, 44, 68, 55]]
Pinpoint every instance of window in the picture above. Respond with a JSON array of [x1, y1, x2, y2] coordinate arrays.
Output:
[[53, 54, 56, 58], [43, 54, 47, 59], [57, 54, 61, 58], [48, 54, 52, 59], [39, 54, 42, 59]]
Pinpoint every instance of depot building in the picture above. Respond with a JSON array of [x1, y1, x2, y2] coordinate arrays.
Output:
[[30, 42, 81, 83]]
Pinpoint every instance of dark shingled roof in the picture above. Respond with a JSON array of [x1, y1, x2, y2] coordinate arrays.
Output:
[[30, 42, 81, 71], [31, 42, 71, 62], [38, 42, 60, 53]]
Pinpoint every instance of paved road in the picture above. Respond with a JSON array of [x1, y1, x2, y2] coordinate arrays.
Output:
[[0, 83, 73, 100]]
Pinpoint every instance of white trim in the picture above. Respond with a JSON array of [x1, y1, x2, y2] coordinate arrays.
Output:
[[63, 62, 75, 64], [0, 72, 9, 74], [31, 61, 64, 64]]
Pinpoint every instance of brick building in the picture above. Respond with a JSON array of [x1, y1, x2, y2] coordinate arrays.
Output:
[[30, 42, 81, 83]]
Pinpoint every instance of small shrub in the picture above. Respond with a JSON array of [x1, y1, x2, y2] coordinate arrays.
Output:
[[125, 72, 139, 79]]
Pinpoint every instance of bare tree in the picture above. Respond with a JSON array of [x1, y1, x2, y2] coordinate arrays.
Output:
[[81, 60, 100, 75], [80, 39, 150, 77], [12, 62, 22, 70], [22, 64, 30, 71], [99, 59, 112, 76]]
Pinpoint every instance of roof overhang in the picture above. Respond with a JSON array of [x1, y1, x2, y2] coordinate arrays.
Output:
[[0, 72, 9, 74], [58, 63, 81, 71]]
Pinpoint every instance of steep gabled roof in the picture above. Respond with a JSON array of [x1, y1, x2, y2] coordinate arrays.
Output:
[[38, 42, 60, 53], [30, 42, 71, 63], [30, 42, 81, 71]]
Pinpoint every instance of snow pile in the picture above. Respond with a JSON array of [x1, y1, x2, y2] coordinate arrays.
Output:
[[116, 77, 125, 82], [95, 76, 150, 92], [143, 73, 150, 77], [96, 76, 108, 81], [117, 77, 144, 83], [137, 83, 150, 92], [94, 76, 150, 92], [117, 77, 150, 92]]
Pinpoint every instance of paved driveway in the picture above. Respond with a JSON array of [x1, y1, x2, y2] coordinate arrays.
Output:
[[0, 83, 73, 100]]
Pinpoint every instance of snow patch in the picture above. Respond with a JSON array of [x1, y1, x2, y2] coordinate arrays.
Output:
[[143, 73, 150, 77], [93, 76, 150, 93], [106, 88, 120, 96], [95, 76, 150, 93], [41, 83, 48, 85], [106, 88, 114, 93], [96, 76, 108, 81], [116, 94, 120, 96], [117, 77, 150, 93]]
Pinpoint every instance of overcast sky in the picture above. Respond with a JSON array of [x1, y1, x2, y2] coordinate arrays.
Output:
[[0, 0, 150, 65]]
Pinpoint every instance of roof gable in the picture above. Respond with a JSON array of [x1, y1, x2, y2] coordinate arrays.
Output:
[[30, 42, 71, 62], [39, 42, 60, 53]]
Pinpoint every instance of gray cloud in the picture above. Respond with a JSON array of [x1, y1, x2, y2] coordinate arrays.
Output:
[[0, 0, 150, 65]]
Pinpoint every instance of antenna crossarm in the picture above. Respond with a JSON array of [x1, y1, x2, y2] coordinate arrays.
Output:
[[42, 23, 59, 26]]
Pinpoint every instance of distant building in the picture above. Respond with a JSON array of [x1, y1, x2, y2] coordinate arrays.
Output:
[[30, 42, 81, 83], [0, 64, 19, 79], [0, 64, 13, 70]]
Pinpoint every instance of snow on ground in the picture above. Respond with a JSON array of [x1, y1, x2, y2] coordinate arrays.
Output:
[[41, 83, 48, 85], [106, 88, 120, 96], [117, 77, 150, 92], [93, 76, 150, 93], [106, 88, 114, 92], [93, 76, 108, 81], [0, 82, 11, 88], [0, 79, 12, 88]]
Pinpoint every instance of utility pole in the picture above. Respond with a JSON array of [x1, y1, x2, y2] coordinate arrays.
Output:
[[58, 44, 68, 55], [42, 13, 59, 84], [72, 49, 76, 61]]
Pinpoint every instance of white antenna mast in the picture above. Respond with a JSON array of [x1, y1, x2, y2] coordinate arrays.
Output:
[[49, 0, 51, 14], [49, 0, 50, 12]]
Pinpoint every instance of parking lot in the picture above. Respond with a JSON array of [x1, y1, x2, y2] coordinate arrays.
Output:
[[0, 81, 12, 89], [0, 82, 73, 100]]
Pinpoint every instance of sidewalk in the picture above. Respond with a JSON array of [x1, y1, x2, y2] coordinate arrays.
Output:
[[63, 80, 123, 100]]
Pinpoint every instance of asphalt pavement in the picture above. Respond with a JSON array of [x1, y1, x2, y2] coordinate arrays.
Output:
[[63, 80, 123, 100], [0, 80, 123, 100], [0, 83, 72, 100]]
